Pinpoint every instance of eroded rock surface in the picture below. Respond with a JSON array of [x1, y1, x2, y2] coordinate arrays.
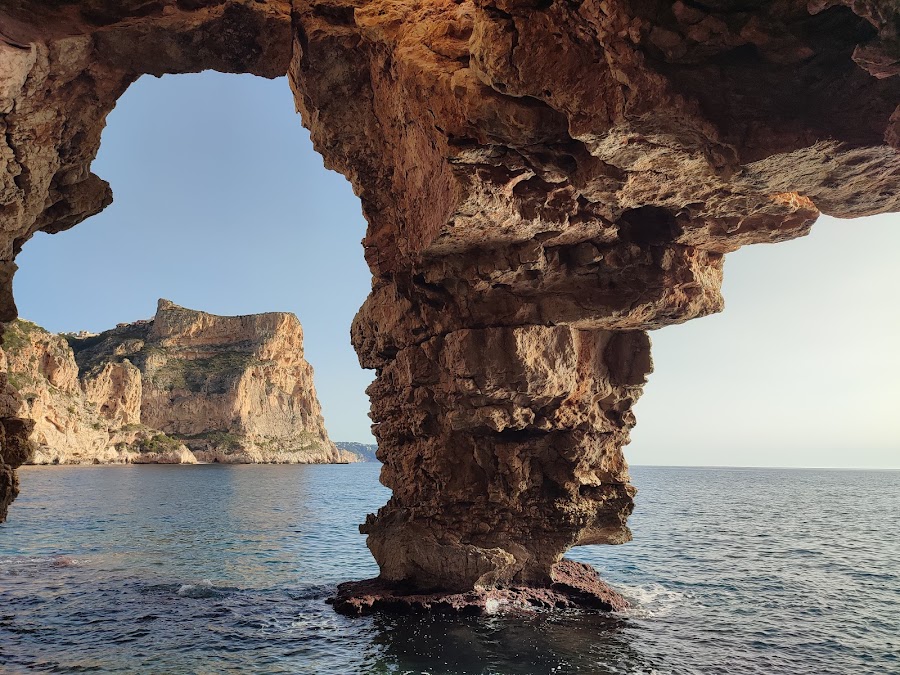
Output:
[[331, 559, 628, 616], [360, 327, 648, 591], [2, 318, 125, 464], [0, 0, 897, 604], [1, 299, 353, 465]]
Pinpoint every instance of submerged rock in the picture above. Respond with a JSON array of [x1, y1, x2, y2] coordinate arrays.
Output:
[[1, 300, 357, 465]]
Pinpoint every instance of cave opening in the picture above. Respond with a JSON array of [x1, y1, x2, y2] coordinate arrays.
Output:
[[0, 0, 897, 624], [9, 70, 374, 466]]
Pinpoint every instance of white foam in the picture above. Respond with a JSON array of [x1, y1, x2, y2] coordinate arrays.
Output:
[[0, 555, 79, 575], [484, 598, 505, 615], [616, 582, 691, 619], [176, 579, 217, 598]]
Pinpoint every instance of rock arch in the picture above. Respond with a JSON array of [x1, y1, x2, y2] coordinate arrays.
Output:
[[0, 0, 898, 607]]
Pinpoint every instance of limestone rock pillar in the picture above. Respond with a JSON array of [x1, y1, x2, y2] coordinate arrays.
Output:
[[345, 277, 652, 599]]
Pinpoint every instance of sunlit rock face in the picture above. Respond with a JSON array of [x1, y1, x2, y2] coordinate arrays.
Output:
[[0, 300, 347, 465], [0, 0, 898, 602]]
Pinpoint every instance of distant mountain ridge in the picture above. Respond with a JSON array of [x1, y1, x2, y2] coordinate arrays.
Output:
[[335, 442, 379, 463], [1, 300, 359, 465]]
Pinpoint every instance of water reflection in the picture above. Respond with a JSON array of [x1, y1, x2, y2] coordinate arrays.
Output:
[[221, 464, 313, 583], [3, 464, 383, 588], [364, 611, 657, 675]]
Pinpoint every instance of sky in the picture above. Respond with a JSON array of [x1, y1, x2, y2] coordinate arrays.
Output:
[[13, 72, 900, 469]]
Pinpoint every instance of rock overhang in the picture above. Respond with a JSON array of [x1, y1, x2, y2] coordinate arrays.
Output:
[[0, 0, 897, 606]]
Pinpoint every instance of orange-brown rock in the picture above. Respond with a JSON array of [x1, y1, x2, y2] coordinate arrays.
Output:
[[1, 319, 115, 464], [1, 300, 353, 465], [0, 0, 898, 606]]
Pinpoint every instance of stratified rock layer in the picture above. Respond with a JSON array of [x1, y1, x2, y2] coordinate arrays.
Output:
[[360, 326, 647, 590], [0, 0, 898, 605], [2, 318, 127, 464], [1, 300, 352, 465]]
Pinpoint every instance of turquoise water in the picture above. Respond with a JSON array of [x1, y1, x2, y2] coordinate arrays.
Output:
[[1, 464, 898, 673]]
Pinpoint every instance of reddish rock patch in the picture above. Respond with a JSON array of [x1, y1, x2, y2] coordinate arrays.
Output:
[[330, 560, 628, 616]]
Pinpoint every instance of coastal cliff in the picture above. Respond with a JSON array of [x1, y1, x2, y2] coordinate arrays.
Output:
[[334, 442, 378, 463], [0, 300, 355, 465]]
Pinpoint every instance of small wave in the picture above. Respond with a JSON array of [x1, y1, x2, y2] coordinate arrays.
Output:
[[0, 555, 39, 573], [616, 582, 690, 619], [176, 579, 227, 599], [0, 555, 79, 576], [0, 555, 51, 566], [286, 584, 334, 602]]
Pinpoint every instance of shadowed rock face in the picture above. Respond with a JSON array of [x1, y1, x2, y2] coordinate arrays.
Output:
[[0, 0, 898, 603]]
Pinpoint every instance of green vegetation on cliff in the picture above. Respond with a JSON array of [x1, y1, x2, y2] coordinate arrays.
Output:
[[2, 319, 47, 355], [7, 371, 36, 391], [150, 352, 261, 394], [136, 433, 183, 455], [177, 430, 243, 451]]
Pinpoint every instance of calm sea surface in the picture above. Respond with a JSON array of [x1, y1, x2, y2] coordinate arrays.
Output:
[[0, 464, 897, 674]]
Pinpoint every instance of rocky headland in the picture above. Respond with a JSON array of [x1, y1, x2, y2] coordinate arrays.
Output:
[[335, 441, 379, 463], [0, 299, 356, 466]]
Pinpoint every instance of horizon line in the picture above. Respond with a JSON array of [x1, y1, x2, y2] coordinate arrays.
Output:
[[627, 463, 900, 471]]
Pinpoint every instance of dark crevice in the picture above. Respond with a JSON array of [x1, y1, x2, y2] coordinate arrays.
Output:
[[617, 206, 682, 247], [310, 3, 356, 26]]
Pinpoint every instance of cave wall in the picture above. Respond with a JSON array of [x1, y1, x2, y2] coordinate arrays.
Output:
[[0, 0, 897, 592]]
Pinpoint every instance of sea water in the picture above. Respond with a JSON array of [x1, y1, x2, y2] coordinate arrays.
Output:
[[1, 464, 897, 674]]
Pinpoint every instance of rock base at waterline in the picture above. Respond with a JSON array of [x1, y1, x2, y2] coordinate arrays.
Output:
[[330, 560, 627, 616]]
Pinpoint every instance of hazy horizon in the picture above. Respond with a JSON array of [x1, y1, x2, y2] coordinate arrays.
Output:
[[12, 72, 899, 470]]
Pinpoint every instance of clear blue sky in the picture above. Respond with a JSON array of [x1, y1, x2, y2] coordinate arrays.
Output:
[[13, 72, 900, 468]]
